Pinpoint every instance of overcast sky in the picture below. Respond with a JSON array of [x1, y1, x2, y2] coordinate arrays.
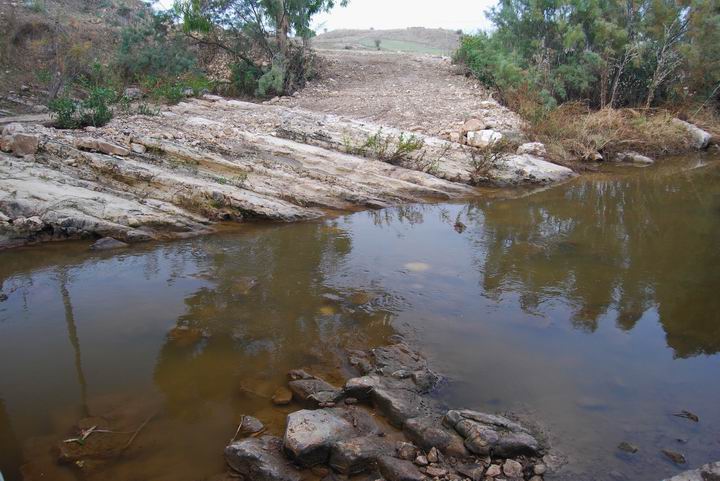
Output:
[[154, 0, 495, 33]]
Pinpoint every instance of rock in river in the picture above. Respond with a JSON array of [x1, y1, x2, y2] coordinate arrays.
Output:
[[443, 409, 540, 457], [283, 408, 380, 467], [225, 436, 301, 481]]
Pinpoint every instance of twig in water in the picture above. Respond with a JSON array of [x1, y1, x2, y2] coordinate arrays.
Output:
[[230, 415, 246, 443], [121, 412, 157, 453]]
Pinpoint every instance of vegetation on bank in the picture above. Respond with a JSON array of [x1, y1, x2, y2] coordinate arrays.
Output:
[[3, 0, 345, 129], [455, 0, 720, 161]]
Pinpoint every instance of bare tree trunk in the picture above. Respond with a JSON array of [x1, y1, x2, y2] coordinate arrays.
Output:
[[275, 0, 289, 57]]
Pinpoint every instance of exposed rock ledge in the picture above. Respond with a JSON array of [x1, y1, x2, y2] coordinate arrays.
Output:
[[224, 340, 555, 481], [0, 96, 575, 249]]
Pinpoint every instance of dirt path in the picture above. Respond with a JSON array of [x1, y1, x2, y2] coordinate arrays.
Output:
[[283, 49, 524, 138]]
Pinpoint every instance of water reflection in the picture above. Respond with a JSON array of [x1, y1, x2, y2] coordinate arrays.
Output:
[[451, 166, 720, 358]]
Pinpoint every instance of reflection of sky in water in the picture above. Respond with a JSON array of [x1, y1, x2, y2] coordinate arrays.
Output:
[[1, 156, 719, 481]]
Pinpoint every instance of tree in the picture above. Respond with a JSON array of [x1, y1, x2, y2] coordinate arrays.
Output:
[[456, 0, 720, 109], [175, 0, 346, 96]]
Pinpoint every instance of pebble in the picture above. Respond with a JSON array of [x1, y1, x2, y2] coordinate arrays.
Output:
[[427, 447, 439, 463], [485, 464, 502, 477], [502, 459, 523, 478], [414, 455, 429, 466]]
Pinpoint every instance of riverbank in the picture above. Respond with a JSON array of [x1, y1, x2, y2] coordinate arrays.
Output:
[[0, 92, 574, 250], [2, 50, 717, 250]]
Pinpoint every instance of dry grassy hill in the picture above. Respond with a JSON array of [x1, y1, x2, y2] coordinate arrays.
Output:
[[310, 27, 461, 56]]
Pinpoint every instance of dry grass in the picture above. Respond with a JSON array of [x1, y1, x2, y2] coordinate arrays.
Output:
[[529, 103, 704, 162]]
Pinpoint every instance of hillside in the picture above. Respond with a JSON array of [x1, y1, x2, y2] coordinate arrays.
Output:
[[0, 0, 149, 113], [310, 27, 461, 56]]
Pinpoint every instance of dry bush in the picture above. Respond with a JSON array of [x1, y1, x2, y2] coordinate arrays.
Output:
[[530, 102, 697, 162]]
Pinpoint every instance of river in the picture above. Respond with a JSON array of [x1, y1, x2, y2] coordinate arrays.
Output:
[[1, 153, 719, 481]]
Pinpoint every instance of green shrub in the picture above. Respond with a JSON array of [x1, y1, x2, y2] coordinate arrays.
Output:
[[256, 62, 285, 97], [49, 96, 79, 129], [80, 86, 116, 127], [230, 61, 262, 96], [49, 86, 116, 129]]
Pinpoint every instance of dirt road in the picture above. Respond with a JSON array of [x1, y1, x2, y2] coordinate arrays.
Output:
[[283, 49, 523, 138]]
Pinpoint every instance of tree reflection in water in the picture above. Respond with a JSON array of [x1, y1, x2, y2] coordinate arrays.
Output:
[[455, 166, 720, 357]]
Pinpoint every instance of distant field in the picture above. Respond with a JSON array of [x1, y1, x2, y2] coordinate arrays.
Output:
[[311, 27, 461, 56]]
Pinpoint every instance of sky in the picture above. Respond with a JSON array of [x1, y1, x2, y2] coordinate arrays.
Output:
[[153, 0, 495, 33]]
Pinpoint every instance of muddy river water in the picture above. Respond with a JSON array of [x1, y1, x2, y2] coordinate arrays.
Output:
[[1, 154, 719, 481]]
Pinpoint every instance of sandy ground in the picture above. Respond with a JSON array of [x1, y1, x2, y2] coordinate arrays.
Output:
[[283, 49, 520, 138]]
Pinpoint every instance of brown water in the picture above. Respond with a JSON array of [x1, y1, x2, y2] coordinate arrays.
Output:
[[1, 154, 719, 481]]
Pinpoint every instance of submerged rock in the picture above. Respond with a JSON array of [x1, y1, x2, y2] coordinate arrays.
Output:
[[288, 377, 342, 407], [662, 449, 687, 465], [90, 237, 129, 250], [225, 436, 301, 481], [615, 151, 654, 165]]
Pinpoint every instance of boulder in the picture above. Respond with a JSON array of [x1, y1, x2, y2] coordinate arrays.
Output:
[[329, 435, 392, 474], [516, 142, 547, 157], [615, 151, 654, 165], [672, 118, 712, 149], [283, 408, 379, 467], [90, 237, 129, 250], [662, 461, 720, 481], [225, 436, 301, 481], [376, 455, 427, 481], [443, 410, 540, 457], [488, 154, 575, 185], [466, 129, 502, 148], [461, 118, 486, 134], [11, 133, 39, 156]]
